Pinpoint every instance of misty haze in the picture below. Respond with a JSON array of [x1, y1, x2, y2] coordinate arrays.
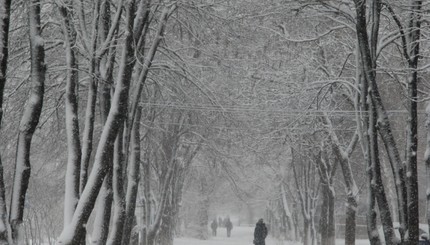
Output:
[[0, 0, 428, 245]]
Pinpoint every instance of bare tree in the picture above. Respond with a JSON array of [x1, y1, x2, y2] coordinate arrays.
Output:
[[57, 1, 138, 243], [9, 0, 46, 242], [0, 0, 11, 243], [58, 1, 82, 227], [291, 146, 319, 245]]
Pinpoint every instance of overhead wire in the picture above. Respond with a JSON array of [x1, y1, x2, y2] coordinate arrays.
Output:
[[140, 102, 427, 116]]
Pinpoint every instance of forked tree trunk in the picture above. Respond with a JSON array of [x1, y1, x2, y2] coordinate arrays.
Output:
[[291, 148, 318, 245], [0, 0, 12, 243], [91, 37, 114, 243], [360, 0, 408, 236], [56, 2, 137, 244], [355, 43, 381, 245], [9, 0, 46, 242], [324, 114, 359, 245], [354, 1, 399, 244]]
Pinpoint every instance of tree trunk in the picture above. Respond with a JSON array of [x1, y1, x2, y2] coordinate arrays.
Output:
[[345, 195, 357, 245], [91, 170, 113, 245], [79, 0, 103, 194], [56, 2, 137, 244], [157, 195, 174, 245], [91, 33, 114, 243], [327, 188, 335, 245], [9, 0, 46, 242], [367, 192, 380, 245], [364, 0, 408, 235], [79, 61, 99, 194], [123, 5, 173, 181], [0, 0, 12, 242], [405, 1, 422, 243], [59, 1, 82, 227], [320, 186, 329, 245], [426, 103, 430, 237], [354, 1, 401, 244], [354, 27, 381, 245], [324, 114, 359, 245], [303, 220, 310, 245], [107, 127, 126, 245], [145, 165, 175, 245], [281, 184, 295, 240], [122, 107, 142, 245]]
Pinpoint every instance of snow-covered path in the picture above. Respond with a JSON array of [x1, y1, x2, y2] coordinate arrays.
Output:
[[173, 226, 371, 245], [173, 226, 283, 245]]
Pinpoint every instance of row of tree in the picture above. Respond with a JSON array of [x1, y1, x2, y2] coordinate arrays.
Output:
[[259, 0, 428, 245], [0, 0, 429, 245]]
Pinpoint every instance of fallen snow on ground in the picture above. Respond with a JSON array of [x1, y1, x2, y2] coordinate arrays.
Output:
[[174, 226, 371, 245]]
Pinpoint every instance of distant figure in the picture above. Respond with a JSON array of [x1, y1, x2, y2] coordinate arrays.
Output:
[[218, 217, 223, 227], [225, 217, 233, 237], [419, 233, 430, 245], [210, 218, 218, 236], [253, 218, 268, 245]]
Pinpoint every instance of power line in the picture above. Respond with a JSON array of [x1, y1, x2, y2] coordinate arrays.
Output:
[[140, 102, 426, 116]]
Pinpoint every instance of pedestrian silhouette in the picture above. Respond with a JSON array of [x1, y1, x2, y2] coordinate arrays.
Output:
[[210, 218, 218, 236], [420, 233, 430, 245], [225, 217, 233, 237], [218, 217, 223, 227], [253, 218, 268, 245]]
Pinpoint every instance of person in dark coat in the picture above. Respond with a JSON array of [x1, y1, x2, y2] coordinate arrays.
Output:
[[225, 217, 233, 237], [253, 218, 268, 245], [419, 233, 430, 245], [218, 217, 223, 227], [210, 218, 218, 236]]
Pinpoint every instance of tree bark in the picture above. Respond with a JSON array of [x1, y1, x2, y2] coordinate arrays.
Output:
[[361, 0, 408, 235], [91, 170, 113, 245], [121, 107, 142, 245], [353, 1, 401, 244], [404, 1, 422, 243], [123, 5, 173, 180], [106, 126, 126, 245], [9, 0, 46, 242], [79, 0, 102, 195], [91, 29, 114, 243], [324, 114, 359, 245], [316, 150, 336, 245], [79, 60, 99, 194], [56, 2, 137, 244], [426, 103, 430, 237], [0, 0, 12, 242], [58, 1, 82, 227]]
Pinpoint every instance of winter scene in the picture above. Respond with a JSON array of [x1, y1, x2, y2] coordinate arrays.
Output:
[[0, 0, 429, 245]]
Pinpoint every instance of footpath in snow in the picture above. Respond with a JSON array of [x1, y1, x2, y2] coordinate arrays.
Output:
[[173, 226, 371, 245]]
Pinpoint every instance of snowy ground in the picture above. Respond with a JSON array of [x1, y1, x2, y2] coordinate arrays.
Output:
[[173, 226, 371, 245]]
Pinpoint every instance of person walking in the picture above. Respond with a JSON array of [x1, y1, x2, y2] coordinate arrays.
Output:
[[218, 217, 223, 227], [419, 233, 430, 245], [253, 218, 268, 245], [210, 218, 218, 236], [225, 217, 233, 237]]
